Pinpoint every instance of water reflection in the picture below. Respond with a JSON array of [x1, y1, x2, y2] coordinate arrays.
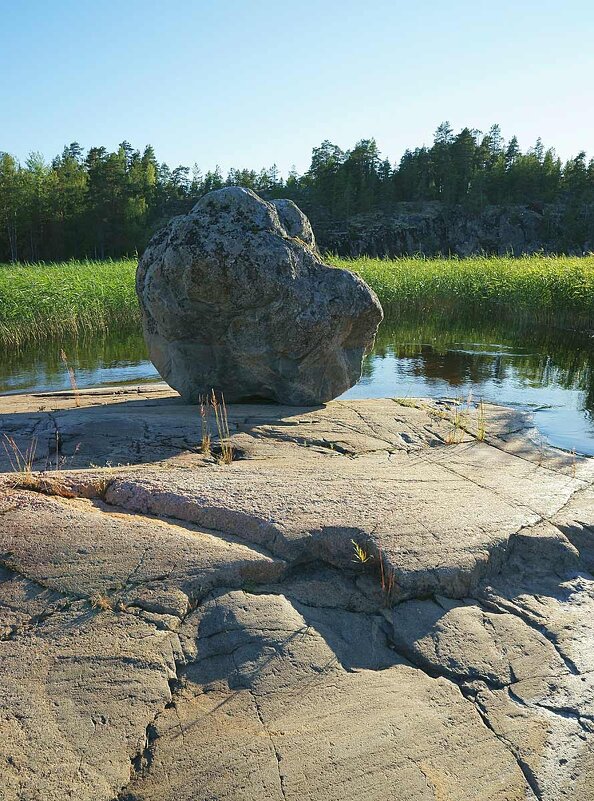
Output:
[[0, 332, 158, 395], [0, 315, 593, 454], [344, 316, 594, 454]]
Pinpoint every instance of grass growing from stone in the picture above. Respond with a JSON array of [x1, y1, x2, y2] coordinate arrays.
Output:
[[1, 254, 593, 349], [332, 254, 594, 329], [2, 434, 37, 474], [199, 390, 235, 464]]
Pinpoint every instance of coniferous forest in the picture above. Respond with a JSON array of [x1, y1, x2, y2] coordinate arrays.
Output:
[[1, 123, 594, 262]]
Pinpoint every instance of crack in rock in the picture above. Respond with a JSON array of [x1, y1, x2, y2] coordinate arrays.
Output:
[[471, 692, 543, 800]]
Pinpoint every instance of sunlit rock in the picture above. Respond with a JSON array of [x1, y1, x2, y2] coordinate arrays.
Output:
[[136, 187, 383, 404]]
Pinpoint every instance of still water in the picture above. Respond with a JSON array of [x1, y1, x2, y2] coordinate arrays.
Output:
[[1, 315, 593, 455]]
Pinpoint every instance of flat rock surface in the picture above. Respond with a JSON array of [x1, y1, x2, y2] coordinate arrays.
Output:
[[0, 387, 593, 799]]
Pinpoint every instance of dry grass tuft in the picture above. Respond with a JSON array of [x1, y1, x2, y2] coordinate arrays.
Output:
[[426, 397, 489, 445], [199, 395, 212, 455], [60, 349, 81, 407], [199, 389, 234, 465], [89, 592, 113, 612], [443, 403, 466, 445], [2, 432, 83, 496], [2, 434, 37, 474], [211, 390, 233, 465]]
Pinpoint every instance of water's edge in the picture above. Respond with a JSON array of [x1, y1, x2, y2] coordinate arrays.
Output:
[[1, 315, 592, 455]]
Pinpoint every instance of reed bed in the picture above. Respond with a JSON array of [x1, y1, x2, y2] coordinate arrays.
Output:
[[1, 254, 593, 349], [332, 254, 594, 329], [0, 258, 140, 348]]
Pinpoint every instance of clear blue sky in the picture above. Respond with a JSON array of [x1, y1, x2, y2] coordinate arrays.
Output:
[[2, 0, 593, 175]]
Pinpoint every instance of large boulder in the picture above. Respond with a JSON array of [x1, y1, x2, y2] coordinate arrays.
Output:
[[136, 187, 383, 404]]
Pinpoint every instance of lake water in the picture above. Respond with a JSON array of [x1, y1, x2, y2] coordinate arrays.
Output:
[[1, 315, 593, 455]]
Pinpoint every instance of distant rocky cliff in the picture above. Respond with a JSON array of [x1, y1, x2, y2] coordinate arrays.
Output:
[[311, 202, 594, 257]]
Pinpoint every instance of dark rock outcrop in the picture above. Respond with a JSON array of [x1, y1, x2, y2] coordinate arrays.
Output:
[[313, 202, 594, 257]]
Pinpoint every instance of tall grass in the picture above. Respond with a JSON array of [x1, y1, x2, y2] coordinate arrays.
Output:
[[0, 255, 593, 349], [0, 258, 139, 348], [332, 254, 594, 329]]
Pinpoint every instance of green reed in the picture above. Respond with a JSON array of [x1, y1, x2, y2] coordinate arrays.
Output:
[[0, 258, 140, 347], [332, 254, 594, 329], [1, 254, 593, 349]]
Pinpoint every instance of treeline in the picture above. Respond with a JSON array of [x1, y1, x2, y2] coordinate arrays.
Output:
[[1, 123, 594, 261]]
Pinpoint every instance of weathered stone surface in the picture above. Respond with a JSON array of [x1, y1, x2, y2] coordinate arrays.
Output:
[[0, 389, 593, 800], [477, 507, 594, 677], [391, 598, 568, 687], [136, 187, 383, 405], [0, 489, 285, 603], [473, 673, 594, 801], [100, 405, 589, 599], [552, 485, 594, 571], [0, 601, 180, 801], [123, 591, 533, 801]]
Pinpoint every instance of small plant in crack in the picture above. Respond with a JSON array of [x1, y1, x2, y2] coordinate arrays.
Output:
[[241, 579, 260, 594], [476, 399, 487, 442], [2, 434, 38, 475], [89, 592, 113, 612], [433, 395, 489, 446], [352, 539, 398, 606], [352, 539, 373, 564], [94, 475, 112, 500], [444, 401, 466, 445], [393, 397, 419, 409], [378, 545, 397, 607], [198, 389, 234, 465]]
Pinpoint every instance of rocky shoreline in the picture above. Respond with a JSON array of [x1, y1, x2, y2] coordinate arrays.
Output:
[[1, 386, 593, 800]]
